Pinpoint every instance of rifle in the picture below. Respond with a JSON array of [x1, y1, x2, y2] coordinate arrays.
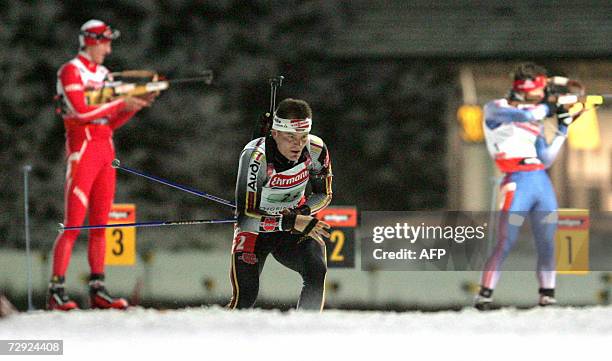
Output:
[[84, 70, 213, 105], [252, 75, 284, 139], [545, 76, 610, 118], [547, 76, 610, 106]]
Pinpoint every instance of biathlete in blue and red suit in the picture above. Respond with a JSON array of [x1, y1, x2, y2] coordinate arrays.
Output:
[[49, 20, 156, 311], [475, 63, 578, 310], [228, 98, 333, 311]]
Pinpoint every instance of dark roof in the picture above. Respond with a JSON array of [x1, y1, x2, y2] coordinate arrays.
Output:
[[331, 1, 612, 58]]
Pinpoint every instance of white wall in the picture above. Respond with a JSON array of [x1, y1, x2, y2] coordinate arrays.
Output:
[[1, 249, 607, 309]]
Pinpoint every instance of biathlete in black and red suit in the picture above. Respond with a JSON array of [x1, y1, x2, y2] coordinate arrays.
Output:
[[228, 98, 333, 311]]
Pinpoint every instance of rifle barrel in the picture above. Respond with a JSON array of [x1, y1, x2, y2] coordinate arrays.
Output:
[[168, 74, 213, 85]]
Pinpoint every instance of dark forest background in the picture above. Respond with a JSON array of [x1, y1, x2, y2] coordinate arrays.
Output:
[[0, 1, 454, 249]]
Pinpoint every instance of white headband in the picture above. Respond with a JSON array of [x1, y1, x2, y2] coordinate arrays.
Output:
[[272, 114, 312, 133]]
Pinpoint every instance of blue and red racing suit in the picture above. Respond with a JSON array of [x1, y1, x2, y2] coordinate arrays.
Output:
[[480, 99, 567, 290]]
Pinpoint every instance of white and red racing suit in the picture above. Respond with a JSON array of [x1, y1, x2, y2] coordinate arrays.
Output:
[[52, 52, 136, 277]]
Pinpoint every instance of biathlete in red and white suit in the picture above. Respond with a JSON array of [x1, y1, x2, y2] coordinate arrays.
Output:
[[228, 98, 333, 311], [48, 20, 155, 311], [475, 63, 576, 310]]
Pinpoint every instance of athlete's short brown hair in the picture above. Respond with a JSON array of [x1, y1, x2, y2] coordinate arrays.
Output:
[[511, 62, 548, 81], [275, 98, 312, 119]]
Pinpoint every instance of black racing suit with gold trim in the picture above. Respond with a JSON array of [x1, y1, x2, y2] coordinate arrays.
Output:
[[228, 134, 333, 310]]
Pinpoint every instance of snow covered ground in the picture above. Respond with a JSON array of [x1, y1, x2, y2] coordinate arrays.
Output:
[[2, 306, 612, 360]]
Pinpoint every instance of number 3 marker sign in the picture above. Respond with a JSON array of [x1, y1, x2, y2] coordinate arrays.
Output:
[[105, 204, 136, 266]]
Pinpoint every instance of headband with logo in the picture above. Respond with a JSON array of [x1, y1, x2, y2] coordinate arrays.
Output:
[[512, 75, 547, 92], [79, 20, 120, 48], [272, 114, 312, 133]]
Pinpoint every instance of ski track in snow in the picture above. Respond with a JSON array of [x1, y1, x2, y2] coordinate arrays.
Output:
[[2, 306, 612, 360]]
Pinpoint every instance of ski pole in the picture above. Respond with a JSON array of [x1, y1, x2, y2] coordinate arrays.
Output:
[[58, 217, 237, 232], [112, 159, 235, 209]]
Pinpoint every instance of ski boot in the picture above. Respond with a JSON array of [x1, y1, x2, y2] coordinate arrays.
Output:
[[89, 274, 129, 310], [538, 288, 557, 307], [47, 276, 79, 311], [474, 286, 494, 311]]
